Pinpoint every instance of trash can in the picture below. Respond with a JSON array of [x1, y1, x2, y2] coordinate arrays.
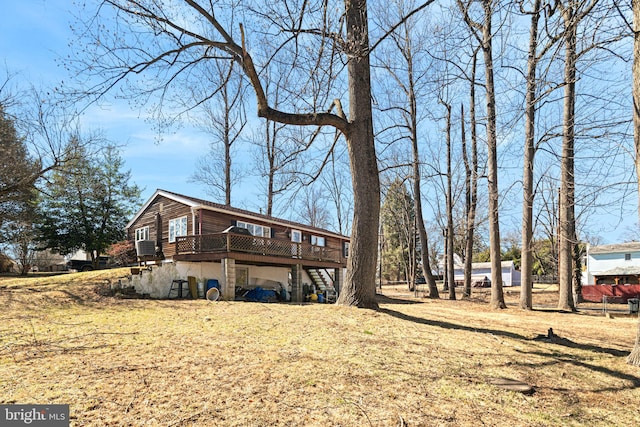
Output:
[[628, 298, 639, 314]]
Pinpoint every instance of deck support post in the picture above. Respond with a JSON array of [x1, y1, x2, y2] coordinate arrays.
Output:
[[291, 264, 303, 303], [334, 267, 343, 296], [222, 257, 236, 301]]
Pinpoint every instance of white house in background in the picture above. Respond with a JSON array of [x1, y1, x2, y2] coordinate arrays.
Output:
[[584, 242, 640, 285], [449, 259, 521, 287]]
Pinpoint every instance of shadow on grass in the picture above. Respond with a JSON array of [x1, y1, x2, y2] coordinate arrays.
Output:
[[515, 349, 640, 390], [381, 306, 640, 391], [375, 294, 422, 305], [380, 307, 631, 358], [379, 307, 530, 340]]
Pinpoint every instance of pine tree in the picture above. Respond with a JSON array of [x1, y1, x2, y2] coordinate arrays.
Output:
[[36, 142, 141, 266]]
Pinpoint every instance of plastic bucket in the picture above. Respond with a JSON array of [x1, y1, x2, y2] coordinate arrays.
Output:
[[318, 293, 325, 303], [206, 287, 220, 301], [206, 279, 220, 291]]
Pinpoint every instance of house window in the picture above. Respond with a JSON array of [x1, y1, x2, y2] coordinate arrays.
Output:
[[311, 235, 326, 247], [135, 226, 149, 241], [236, 221, 271, 238], [169, 216, 188, 243], [625, 253, 631, 261], [291, 230, 302, 243], [344, 242, 350, 258]]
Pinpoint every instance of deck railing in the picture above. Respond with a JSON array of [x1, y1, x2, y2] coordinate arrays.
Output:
[[175, 233, 343, 263]]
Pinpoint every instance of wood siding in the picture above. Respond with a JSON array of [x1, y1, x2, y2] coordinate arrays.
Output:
[[127, 194, 348, 267], [127, 195, 194, 256]]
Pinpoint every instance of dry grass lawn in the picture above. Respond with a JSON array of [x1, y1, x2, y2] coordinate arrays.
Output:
[[1, 269, 639, 426]]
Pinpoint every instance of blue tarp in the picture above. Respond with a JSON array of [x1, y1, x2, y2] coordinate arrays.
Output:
[[243, 287, 277, 302]]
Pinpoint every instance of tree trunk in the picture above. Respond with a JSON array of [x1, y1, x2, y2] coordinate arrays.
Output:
[[266, 120, 275, 216], [412, 113, 439, 299], [336, 0, 380, 309], [573, 242, 583, 303], [461, 102, 471, 298], [462, 51, 479, 299], [445, 102, 456, 300], [520, 0, 541, 310], [635, 0, 640, 224], [628, 314, 640, 366], [223, 84, 232, 206], [481, 0, 505, 309], [558, 7, 577, 312], [629, 0, 640, 364]]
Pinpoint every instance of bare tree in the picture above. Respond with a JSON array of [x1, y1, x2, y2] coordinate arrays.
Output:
[[518, 0, 564, 309], [628, 0, 640, 367], [374, 0, 439, 297], [189, 60, 247, 205], [380, 177, 418, 288], [320, 147, 353, 236], [250, 62, 314, 217], [1, 78, 81, 205], [519, 0, 542, 310], [297, 185, 332, 230], [458, 0, 506, 308], [554, 0, 602, 311], [442, 100, 456, 300], [460, 51, 480, 298], [70, 0, 443, 308]]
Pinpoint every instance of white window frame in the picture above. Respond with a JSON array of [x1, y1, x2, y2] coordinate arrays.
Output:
[[169, 216, 188, 243], [344, 242, 350, 258], [135, 226, 149, 242], [291, 229, 302, 243], [311, 235, 326, 247], [237, 221, 271, 238]]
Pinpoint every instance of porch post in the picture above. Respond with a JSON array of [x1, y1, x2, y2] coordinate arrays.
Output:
[[334, 267, 343, 296], [291, 264, 303, 303], [222, 258, 236, 301]]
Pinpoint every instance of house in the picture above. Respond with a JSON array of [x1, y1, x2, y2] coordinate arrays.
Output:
[[453, 260, 521, 287], [125, 189, 350, 301], [583, 242, 640, 285], [580, 242, 640, 303]]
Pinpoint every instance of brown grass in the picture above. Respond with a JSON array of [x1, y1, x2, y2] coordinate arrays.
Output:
[[1, 270, 639, 426]]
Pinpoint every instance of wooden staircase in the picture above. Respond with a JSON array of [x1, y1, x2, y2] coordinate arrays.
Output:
[[304, 268, 337, 303]]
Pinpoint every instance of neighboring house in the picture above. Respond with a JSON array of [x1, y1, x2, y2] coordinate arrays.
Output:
[[33, 249, 67, 272], [125, 189, 350, 301], [581, 242, 640, 303], [583, 242, 640, 285], [453, 260, 521, 287]]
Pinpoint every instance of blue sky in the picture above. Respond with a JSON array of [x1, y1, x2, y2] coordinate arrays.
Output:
[[1, 1, 638, 244], [0, 1, 218, 204]]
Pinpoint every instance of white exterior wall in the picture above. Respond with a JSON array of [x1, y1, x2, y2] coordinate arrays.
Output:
[[453, 261, 521, 286], [247, 265, 290, 289], [131, 262, 180, 298], [132, 260, 337, 298], [177, 261, 290, 291], [176, 261, 223, 285]]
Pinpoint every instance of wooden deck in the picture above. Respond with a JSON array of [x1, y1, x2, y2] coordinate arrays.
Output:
[[174, 233, 346, 268]]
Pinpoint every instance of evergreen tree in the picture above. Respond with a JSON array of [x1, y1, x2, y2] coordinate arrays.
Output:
[[36, 142, 141, 267], [0, 105, 40, 243], [381, 179, 417, 287]]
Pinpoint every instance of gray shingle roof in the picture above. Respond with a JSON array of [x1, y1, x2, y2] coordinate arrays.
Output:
[[589, 242, 640, 254]]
